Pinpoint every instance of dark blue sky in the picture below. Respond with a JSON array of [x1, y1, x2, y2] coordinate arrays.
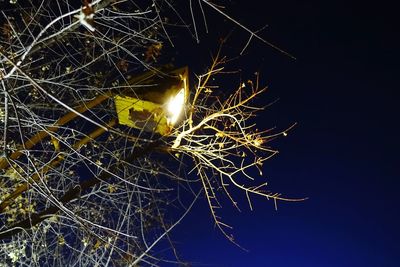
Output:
[[171, 1, 399, 266]]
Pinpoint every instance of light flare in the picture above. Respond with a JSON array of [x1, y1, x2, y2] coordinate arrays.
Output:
[[167, 88, 185, 125]]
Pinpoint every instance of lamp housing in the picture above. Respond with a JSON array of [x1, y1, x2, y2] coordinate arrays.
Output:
[[114, 67, 189, 135]]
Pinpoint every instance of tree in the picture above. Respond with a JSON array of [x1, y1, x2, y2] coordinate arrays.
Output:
[[0, 0, 301, 265]]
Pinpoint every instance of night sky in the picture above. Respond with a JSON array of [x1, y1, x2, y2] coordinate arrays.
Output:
[[170, 1, 399, 266]]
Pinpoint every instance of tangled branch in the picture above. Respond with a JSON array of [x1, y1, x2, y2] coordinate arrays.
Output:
[[170, 51, 303, 244], [0, 0, 301, 265]]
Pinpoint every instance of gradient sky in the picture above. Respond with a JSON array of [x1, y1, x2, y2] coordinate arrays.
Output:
[[170, 1, 399, 266]]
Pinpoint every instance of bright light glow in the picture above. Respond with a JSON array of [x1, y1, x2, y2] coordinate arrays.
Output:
[[253, 138, 263, 147], [167, 88, 185, 125]]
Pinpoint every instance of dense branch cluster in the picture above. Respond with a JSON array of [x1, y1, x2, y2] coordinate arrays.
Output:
[[170, 53, 300, 245], [0, 0, 297, 266]]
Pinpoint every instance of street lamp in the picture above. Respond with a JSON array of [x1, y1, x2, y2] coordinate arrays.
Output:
[[114, 67, 189, 135]]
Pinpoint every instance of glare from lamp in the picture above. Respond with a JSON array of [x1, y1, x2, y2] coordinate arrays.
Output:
[[167, 88, 185, 125]]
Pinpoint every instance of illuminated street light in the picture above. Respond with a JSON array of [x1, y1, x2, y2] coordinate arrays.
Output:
[[114, 67, 189, 135], [166, 87, 186, 125]]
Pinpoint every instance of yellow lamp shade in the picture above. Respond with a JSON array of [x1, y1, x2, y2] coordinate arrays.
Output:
[[114, 67, 188, 135]]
